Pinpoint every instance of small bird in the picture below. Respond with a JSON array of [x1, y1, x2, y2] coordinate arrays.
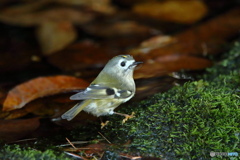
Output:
[[61, 55, 142, 121]]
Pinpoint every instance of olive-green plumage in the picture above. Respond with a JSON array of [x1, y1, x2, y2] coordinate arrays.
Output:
[[61, 55, 142, 121]]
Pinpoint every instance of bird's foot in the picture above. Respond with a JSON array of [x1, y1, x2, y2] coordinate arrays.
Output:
[[114, 112, 135, 124], [101, 120, 109, 129]]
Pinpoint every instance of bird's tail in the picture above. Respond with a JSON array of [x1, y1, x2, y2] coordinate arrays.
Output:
[[61, 100, 90, 121]]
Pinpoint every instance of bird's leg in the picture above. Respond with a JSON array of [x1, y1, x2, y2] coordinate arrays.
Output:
[[114, 112, 135, 124], [100, 117, 109, 129]]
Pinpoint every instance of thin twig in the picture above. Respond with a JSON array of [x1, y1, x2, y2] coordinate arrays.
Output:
[[64, 151, 87, 160], [7, 138, 37, 144], [98, 132, 111, 144], [58, 141, 89, 147], [66, 137, 77, 149]]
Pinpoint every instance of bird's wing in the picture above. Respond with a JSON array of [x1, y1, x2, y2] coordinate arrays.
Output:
[[70, 84, 133, 100]]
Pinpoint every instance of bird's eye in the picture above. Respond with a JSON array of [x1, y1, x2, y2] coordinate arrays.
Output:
[[120, 61, 126, 67]]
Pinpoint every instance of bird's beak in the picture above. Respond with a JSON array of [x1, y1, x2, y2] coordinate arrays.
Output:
[[132, 61, 143, 66], [128, 61, 143, 69]]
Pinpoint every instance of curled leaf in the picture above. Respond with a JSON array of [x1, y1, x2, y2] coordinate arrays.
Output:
[[3, 75, 89, 111]]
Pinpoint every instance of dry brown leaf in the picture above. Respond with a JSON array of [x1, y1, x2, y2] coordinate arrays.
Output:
[[0, 118, 40, 142], [83, 21, 157, 38], [130, 7, 240, 59], [134, 54, 212, 79], [133, 0, 208, 24], [24, 95, 73, 117], [4, 109, 29, 120], [134, 76, 177, 101], [0, 111, 10, 119], [36, 21, 77, 55], [0, 6, 93, 55], [0, 8, 94, 26], [130, 35, 176, 54], [56, 0, 116, 14], [1, 0, 115, 15], [140, 35, 176, 48], [47, 41, 113, 71], [3, 75, 89, 111], [1, 94, 75, 120]]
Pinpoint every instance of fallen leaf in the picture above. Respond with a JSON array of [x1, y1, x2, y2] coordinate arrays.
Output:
[[47, 41, 113, 71], [4, 109, 29, 120], [0, 94, 76, 120], [36, 21, 77, 55], [24, 95, 74, 117], [134, 54, 212, 79], [140, 35, 176, 48], [134, 76, 179, 100], [130, 35, 176, 54], [0, 111, 9, 119], [133, 0, 208, 24], [3, 75, 89, 111], [155, 54, 212, 71], [130, 7, 240, 59], [0, 8, 94, 26], [82, 21, 158, 38], [56, 0, 116, 14], [0, 118, 40, 142]]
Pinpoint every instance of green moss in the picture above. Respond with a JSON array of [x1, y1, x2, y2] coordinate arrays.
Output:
[[102, 42, 240, 159], [0, 144, 71, 160]]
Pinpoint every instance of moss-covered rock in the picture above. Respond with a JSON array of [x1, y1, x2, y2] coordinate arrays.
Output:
[[102, 42, 240, 159]]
